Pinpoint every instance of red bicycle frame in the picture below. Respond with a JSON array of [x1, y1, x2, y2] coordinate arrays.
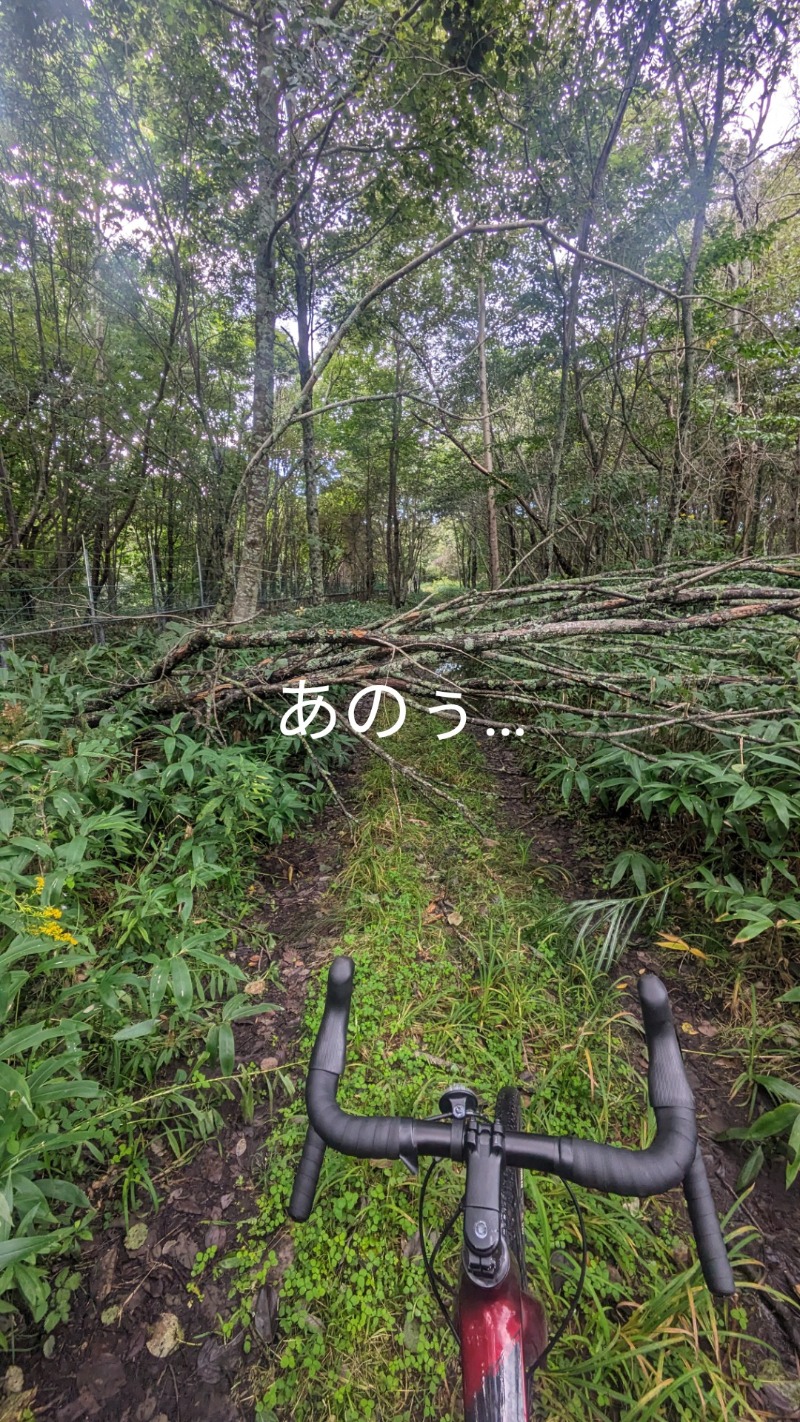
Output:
[[458, 1256, 547, 1422]]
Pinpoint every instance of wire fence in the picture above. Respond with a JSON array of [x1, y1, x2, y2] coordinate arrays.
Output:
[[0, 551, 383, 643]]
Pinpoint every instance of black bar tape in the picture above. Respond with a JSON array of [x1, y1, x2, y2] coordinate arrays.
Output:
[[307, 1068, 413, 1158], [302, 959, 456, 1165], [683, 1145, 735, 1296], [638, 974, 695, 1111], [562, 1106, 697, 1194], [310, 956, 355, 1075], [288, 1125, 327, 1222]]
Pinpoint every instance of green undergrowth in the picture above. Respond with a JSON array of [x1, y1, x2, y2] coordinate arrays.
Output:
[[0, 647, 345, 1345], [212, 716, 761, 1422], [516, 732, 800, 1196]]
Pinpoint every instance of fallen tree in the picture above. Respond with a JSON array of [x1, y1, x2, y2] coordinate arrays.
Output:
[[86, 557, 800, 750]]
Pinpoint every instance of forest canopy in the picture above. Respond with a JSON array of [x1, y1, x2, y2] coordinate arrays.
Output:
[[3, 0, 800, 627]]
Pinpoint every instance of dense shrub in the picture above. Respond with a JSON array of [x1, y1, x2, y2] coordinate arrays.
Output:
[[0, 648, 345, 1342]]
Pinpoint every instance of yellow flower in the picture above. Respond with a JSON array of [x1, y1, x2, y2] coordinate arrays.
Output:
[[35, 876, 45, 894], [37, 921, 78, 946], [15, 892, 77, 946]]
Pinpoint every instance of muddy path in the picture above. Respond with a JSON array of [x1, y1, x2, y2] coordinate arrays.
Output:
[[21, 763, 361, 1422]]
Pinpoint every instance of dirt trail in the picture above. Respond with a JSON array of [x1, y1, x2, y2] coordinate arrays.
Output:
[[23, 768, 359, 1422], [19, 734, 800, 1419]]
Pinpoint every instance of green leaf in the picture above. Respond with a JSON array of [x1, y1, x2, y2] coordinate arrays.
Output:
[[58, 836, 88, 867], [787, 1113, 800, 1188], [729, 783, 761, 813], [112, 1019, 160, 1042], [0, 808, 14, 836], [0, 1234, 66, 1266], [0, 1022, 74, 1058], [10, 836, 53, 858], [149, 961, 170, 1017], [171, 956, 193, 1013], [719, 1102, 800, 1142], [222, 999, 280, 1023], [753, 1074, 800, 1105], [0, 1062, 32, 1108], [37, 1179, 90, 1209], [736, 1146, 764, 1191], [218, 1022, 235, 1077], [731, 918, 774, 943], [402, 1311, 421, 1353], [50, 791, 81, 821], [778, 985, 800, 1004]]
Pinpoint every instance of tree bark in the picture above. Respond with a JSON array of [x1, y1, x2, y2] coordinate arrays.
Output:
[[477, 268, 500, 589], [658, 207, 706, 564], [543, 0, 659, 576], [364, 462, 375, 596], [229, 2, 280, 623], [386, 342, 404, 607], [659, 4, 728, 563], [291, 214, 324, 605]]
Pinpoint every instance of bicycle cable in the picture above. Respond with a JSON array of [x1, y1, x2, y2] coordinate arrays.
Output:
[[419, 1157, 588, 1370], [419, 1156, 463, 1345]]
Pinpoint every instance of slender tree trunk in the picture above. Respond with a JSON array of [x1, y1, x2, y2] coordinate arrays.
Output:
[[386, 343, 403, 607], [544, 0, 659, 576], [745, 458, 764, 554], [477, 268, 500, 589], [659, 211, 705, 564], [364, 463, 375, 596], [659, 7, 728, 563], [790, 437, 800, 554], [291, 216, 324, 604], [165, 476, 176, 608], [504, 500, 518, 581], [545, 340, 571, 577], [230, 4, 279, 623]]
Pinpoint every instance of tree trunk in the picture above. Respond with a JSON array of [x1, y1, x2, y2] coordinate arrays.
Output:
[[0, 442, 20, 552], [659, 9, 728, 564], [543, 0, 659, 576], [291, 214, 324, 605], [230, 3, 279, 623], [659, 210, 706, 564], [364, 463, 375, 597], [504, 500, 518, 581], [789, 437, 800, 554], [386, 344, 403, 607], [477, 269, 500, 590], [165, 475, 176, 608], [745, 458, 764, 554]]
